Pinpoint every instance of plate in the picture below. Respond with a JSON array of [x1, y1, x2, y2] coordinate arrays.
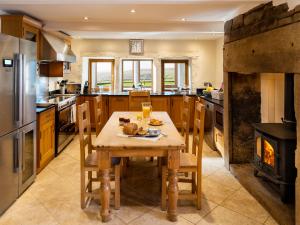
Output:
[[149, 119, 163, 126]]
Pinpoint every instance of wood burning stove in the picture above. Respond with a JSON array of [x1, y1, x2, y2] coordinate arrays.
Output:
[[253, 123, 296, 202]]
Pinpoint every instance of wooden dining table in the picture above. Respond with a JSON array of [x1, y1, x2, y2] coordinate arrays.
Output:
[[94, 111, 185, 222]]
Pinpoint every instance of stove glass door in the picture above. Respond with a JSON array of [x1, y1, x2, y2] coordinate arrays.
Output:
[[263, 140, 275, 168]]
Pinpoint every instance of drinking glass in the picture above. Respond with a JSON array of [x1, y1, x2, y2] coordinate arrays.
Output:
[[142, 102, 152, 119]]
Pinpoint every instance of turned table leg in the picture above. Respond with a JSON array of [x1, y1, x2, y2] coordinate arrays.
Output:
[[98, 149, 111, 222], [167, 150, 180, 222]]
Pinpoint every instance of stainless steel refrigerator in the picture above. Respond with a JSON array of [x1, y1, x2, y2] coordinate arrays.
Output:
[[0, 34, 37, 215]]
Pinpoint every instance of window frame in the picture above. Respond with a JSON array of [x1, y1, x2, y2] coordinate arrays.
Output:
[[161, 59, 189, 92], [121, 59, 153, 91], [88, 58, 115, 92]]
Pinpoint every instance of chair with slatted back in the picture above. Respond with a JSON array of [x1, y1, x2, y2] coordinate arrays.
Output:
[[129, 90, 150, 111], [181, 96, 191, 153], [93, 95, 102, 136], [78, 101, 120, 210], [161, 101, 205, 210]]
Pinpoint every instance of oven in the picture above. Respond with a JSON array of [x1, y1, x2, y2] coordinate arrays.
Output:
[[56, 102, 76, 155], [214, 104, 224, 132]]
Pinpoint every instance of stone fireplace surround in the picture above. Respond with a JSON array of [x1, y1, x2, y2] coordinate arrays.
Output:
[[223, 2, 300, 225]]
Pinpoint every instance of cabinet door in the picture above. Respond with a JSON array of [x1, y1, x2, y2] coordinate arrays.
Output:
[[37, 108, 55, 173], [19, 122, 36, 194], [0, 130, 19, 214], [39, 118, 55, 170], [109, 96, 129, 117], [151, 97, 170, 114], [22, 23, 40, 60], [170, 96, 183, 128], [101, 96, 109, 126]]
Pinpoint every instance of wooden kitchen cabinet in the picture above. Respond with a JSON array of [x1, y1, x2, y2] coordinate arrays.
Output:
[[170, 96, 184, 128], [109, 96, 129, 117], [37, 107, 55, 173], [1, 15, 42, 59], [101, 95, 109, 126], [151, 96, 170, 114], [169, 96, 195, 129]]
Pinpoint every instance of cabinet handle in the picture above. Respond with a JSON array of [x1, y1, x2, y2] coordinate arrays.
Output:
[[13, 135, 19, 172]]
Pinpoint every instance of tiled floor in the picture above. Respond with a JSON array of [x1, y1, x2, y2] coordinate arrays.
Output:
[[0, 135, 279, 225]]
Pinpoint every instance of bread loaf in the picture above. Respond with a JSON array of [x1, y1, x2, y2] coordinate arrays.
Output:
[[123, 123, 139, 135]]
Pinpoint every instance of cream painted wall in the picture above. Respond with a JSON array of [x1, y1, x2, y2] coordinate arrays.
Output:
[[63, 38, 224, 92], [260, 73, 285, 123]]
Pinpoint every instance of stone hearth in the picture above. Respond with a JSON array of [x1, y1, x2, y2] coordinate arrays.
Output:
[[223, 2, 300, 225]]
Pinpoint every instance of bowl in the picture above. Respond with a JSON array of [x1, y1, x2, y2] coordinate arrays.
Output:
[[148, 128, 161, 137]]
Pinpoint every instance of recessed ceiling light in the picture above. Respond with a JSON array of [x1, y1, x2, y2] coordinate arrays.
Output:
[[130, 9, 136, 13], [181, 18, 186, 21], [84, 16, 88, 20]]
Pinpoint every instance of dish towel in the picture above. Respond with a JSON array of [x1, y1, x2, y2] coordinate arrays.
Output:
[[71, 104, 76, 123]]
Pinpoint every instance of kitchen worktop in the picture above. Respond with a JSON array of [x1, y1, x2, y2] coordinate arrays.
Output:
[[199, 95, 223, 107], [36, 105, 56, 114], [81, 91, 197, 97]]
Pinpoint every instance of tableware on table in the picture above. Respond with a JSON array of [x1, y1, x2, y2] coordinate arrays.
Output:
[[123, 123, 139, 135], [148, 128, 161, 137], [119, 117, 130, 126], [142, 102, 152, 119], [136, 113, 143, 121], [149, 118, 163, 126]]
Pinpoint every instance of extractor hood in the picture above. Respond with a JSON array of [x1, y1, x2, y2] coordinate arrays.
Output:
[[40, 32, 76, 63]]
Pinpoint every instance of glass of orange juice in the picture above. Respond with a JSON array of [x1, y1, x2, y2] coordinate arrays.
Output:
[[142, 102, 152, 119]]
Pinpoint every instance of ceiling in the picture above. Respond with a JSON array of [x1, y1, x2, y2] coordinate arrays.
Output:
[[0, 0, 294, 40]]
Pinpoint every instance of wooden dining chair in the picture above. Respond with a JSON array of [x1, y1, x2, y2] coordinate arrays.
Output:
[[129, 90, 150, 111], [161, 101, 205, 210], [78, 101, 121, 210], [93, 95, 102, 136], [181, 96, 191, 153]]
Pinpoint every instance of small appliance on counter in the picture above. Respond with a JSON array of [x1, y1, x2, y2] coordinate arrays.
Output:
[[211, 90, 224, 100], [83, 81, 89, 94], [58, 79, 68, 94], [66, 82, 81, 94], [211, 82, 224, 100], [196, 88, 205, 96]]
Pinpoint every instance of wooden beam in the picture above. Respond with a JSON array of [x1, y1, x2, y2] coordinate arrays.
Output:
[[224, 22, 300, 74], [295, 74, 300, 225]]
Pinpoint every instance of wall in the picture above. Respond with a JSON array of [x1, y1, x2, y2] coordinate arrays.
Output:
[[260, 73, 284, 123], [63, 38, 223, 92], [215, 37, 224, 89]]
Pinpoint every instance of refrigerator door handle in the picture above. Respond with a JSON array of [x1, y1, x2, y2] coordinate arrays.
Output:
[[14, 54, 22, 126], [13, 134, 19, 173]]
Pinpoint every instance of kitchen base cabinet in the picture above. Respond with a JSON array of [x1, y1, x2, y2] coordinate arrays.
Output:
[[109, 96, 129, 117], [77, 94, 195, 130], [170, 96, 184, 128], [37, 107, 55, 173], [101, 96, 109, 127], [151, 96, 170, 114]]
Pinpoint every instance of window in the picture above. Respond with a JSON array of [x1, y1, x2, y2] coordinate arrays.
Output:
[[89, 59, 114, 92], [161, 60, 189, 92], [122, 59, 153, 91]]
